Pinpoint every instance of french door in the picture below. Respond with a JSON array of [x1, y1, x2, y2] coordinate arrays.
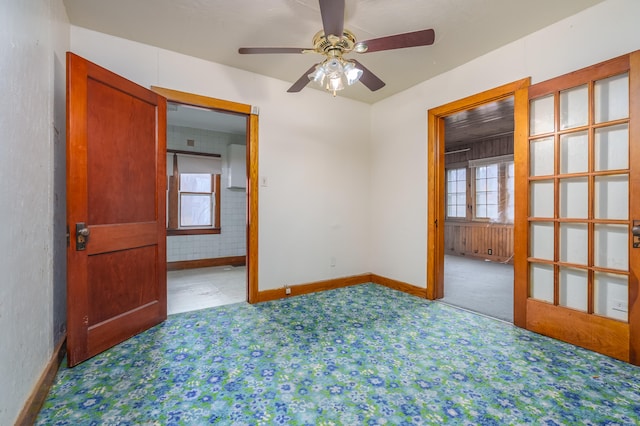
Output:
[[521, 51, 639, 364]]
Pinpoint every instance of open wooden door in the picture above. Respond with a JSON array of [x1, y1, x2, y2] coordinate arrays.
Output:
[[66, 53, 167, 367], [519, 51, 640, 364]]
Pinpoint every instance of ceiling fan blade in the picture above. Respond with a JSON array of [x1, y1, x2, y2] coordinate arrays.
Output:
[[239, 47, 308, 54], [319, 0, 345, 37], [357, 29, 435, 53], [352, 60, 385, 92], [287, 64, 320, 93]]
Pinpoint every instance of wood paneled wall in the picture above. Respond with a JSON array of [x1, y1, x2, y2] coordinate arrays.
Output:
[[444, 222, 514, 263], [445, 134, 513, 165], [445, 134, 514, 263]]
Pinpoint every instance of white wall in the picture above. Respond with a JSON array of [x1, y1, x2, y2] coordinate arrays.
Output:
[[166, 125, 247, 262], [70, 26, 373, 291], [370, 0, 640, 289], [0, 0, 69, 424]]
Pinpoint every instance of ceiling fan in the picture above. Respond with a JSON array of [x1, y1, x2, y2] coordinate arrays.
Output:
[[238, 0, 435, 96]]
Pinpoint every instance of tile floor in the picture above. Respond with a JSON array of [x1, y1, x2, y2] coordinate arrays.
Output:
[[167, 265, 247, 315]]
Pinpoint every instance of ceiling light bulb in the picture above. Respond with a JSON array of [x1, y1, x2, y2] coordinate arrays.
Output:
[[328, 75, 344, 92], [324, 58, 343, 73], [308, 64, 328, 87], [343, 61, 363, 86]]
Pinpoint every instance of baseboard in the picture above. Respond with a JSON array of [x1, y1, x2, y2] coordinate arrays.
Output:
[[255, 273, 427, 303], [167, 256, 246, 271], [257, 273, 373, 303], [370, 274, 428, 298], [14, 336, 66, 426]]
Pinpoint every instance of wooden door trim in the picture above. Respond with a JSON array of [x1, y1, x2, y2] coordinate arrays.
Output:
[[628, 50, 640, 365], [629, 50, 640, 363], [151, 86, 259, 304], [151, 86, 252, 115], [426, 78, 531, 307]]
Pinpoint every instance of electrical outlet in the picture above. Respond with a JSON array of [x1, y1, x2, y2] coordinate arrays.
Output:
[[612, 299, 628, 312], [285, 285, 291, 295], [488, 249, 493, 255]]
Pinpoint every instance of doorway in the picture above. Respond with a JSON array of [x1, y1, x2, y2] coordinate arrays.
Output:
[[164, 102, 248, 314], [426, 78, 530, 326], [152, 86, 260, 308], [439, 97, 515, 322]]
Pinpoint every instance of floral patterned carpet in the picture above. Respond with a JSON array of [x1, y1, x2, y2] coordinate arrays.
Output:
[[38, 284, 640, 425]]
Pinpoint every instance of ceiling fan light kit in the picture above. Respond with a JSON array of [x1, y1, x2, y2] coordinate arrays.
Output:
[[238, 0, 435, 96], [308, 57, 363, 96]]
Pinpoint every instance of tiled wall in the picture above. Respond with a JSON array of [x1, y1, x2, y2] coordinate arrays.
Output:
[[166, 125, 247, 262]]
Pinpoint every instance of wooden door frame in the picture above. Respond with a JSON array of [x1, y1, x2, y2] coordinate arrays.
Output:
[[426, 78, 530, 327], [151, 87, 259, 304]]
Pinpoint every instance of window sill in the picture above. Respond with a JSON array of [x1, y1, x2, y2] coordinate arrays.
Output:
[[167, 228, 221, 236]]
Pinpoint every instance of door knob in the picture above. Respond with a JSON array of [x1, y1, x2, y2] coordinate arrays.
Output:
[[76, 222, 90, 250]]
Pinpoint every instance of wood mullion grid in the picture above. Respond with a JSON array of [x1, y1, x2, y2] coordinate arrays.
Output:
[[587, 78, 595, 315], [553, 90, 560, 307]]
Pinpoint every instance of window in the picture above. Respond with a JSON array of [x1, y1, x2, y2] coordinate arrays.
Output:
[[180, 173, 214, 227], [446, 168, 467, 218], [446, 156, 514, 223], [475, 164, 499, 220], [167, 151, 222, 235]]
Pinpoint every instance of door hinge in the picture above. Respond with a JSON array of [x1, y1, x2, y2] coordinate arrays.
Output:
[[66, 225, 70, 247]]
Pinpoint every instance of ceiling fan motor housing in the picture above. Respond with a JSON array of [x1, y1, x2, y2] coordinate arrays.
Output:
[[312, 30, 358, 58]]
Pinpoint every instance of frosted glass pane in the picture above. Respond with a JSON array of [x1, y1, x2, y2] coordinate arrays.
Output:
[[181, 173, 212, 192], [530, 263, 554, 303], [530, 137, 554, 176], [530, 180, 554, 218], [595, 73, 629, 123], [595, 124, 628, 171], [594, 272, 628, 322], [594, 224, 628, 270], [559, 178, 588, 218], [180, 194, 212, 227], [530, 222, 554, 260], [530, 95, 555, 135], [560, 131, 588, 174], [559, 267, 588, 311], [594, 174, 628, 220], [560, 85, 588, 130], [559, 223, 588, 265]]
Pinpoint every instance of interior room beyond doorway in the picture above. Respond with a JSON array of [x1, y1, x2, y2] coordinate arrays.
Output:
[[165, 100, 249, 313], [442, 96, 515, 322]]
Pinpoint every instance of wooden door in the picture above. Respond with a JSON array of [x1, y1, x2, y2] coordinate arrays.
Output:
[[520, 51, 639, 364], [66, 52, 167, 367]]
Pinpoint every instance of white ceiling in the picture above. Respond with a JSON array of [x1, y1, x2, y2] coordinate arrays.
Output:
[[63, 0, 604, 104]]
